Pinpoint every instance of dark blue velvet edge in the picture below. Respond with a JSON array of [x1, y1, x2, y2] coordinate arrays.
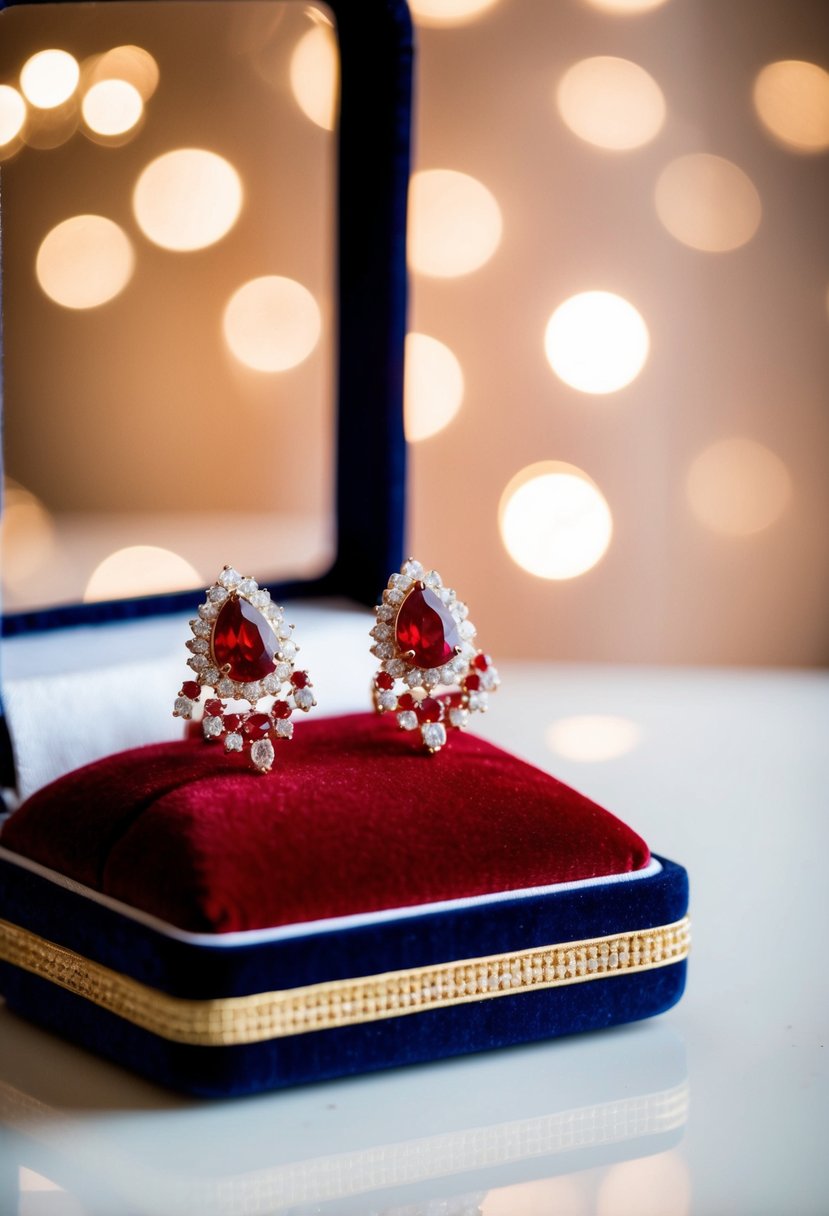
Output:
[[0, 855, 689, 1095], [0, 853, 688, 998], [0, 958, 687, 1098]]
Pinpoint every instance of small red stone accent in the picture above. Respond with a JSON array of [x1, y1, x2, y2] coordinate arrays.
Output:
[[375, 671, 394, 690], [397, 693, 416, 711], [272, 700, 292, 719], [223, 713, 243, 733], [181, 681, 201, 699], [416, 697, 443, 723], [291, 671, 310, 689], [463, 674, 481, 692], [212, 597, 278, 681], [205, 699, 224, 717], [244, 713, 272, 738], [473, 653, 490, 671], [395, 586, 461, 669]]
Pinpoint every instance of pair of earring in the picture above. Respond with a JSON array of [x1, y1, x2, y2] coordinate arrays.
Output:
[[173, 560, 500, 772]]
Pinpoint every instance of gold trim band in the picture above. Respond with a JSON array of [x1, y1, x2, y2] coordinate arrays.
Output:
[[0, 916, 690, 1047]]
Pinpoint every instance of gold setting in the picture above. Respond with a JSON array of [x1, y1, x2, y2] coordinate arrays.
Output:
[[0, 916, 690, 1048]]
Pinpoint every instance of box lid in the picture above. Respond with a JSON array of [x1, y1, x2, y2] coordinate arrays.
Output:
[[0, 0, 415, 791]]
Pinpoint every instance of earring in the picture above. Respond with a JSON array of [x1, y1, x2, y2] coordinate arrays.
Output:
[[370, 558, 499, 754], [173, 566, 316, 772]]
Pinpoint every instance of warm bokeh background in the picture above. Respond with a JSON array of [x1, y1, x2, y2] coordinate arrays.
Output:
[[0, 2, 337, 608], [406, 0, 829, 666], [1, 0, 827, 667]]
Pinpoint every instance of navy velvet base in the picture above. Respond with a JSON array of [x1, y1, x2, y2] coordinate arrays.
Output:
[[0, 852, 688, 1096], [0, 959, 687, 1099]]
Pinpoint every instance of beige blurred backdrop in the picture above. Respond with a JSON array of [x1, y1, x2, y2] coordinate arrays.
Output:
[[0, 2, 336, 608], [1, 0, 827, 668], [407, 0, 829, 666]]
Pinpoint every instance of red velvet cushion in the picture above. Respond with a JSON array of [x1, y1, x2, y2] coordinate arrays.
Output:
[[1, 713, 650, 933]]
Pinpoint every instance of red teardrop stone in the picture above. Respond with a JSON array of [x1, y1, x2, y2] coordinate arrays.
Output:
[[395, 586, 461, 669], [212, 596, 278, 681]]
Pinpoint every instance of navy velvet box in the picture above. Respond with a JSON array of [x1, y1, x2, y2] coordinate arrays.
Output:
[[0, 0, 690, 1100], [0, 715, 690, 1098]]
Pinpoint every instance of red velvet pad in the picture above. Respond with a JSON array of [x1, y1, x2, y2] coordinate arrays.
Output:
[[2, 713, 650, 933]]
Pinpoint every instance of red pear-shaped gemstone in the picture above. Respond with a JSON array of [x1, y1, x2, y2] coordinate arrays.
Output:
[[212, 596, 278, 681], [395, 585, 461, 669]]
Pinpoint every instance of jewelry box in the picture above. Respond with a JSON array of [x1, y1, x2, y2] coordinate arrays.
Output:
[[0, 0, 689, 1099]]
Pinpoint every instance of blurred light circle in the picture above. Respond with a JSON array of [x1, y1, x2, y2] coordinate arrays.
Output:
[[585, 0, 670, 10], [404, 333, 465, 441], [91, 45, 159, 100], [499, 461, 613, 580], [223, 275, 321, 372], [597, 1151, 691, 1216], [686, 437, 791, 536], [408, 168, 502, 278], [0, 85, 27, 146], [36, 215, 134, 310], [482, 1175, 588, 1216], [557, 56, 666, 151], [20, 49, 79, 109], [82, 79, 143, 136], [547, 715, 643, 761], [290, 24, 338, 131], [753, 60, 829, 153], [544, 291, 649, 394], [1, 481, 56, 587], [655, 153, 761, 252], [84, 546, 202, 602], [133, 149, 243, 252], [409, 0, 501, 27]]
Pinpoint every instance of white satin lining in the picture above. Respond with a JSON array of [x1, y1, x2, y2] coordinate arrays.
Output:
[[0, 845, 663, 948]]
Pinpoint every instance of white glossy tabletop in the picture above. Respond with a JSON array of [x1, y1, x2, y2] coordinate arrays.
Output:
[[1, 661, 827, 1216]]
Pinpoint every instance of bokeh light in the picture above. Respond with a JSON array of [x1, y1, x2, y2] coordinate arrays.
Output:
[[409, 0, 501, 27], [223, 275, 322, 372], [547, 715, 643, 761], [597, 1151, 692, 1216], [655, 153, 761, 252], [408, 168, 502, 277], [82, 79, 143, 137], [585, 0, 670, 10], [84, 546, 202, 602], [290, 23, 338, 131], [686, 438, 792, 536], [753, 60, 829, 153], [1, 480, 56, 589], [36, 215, 134, 310], [20, 49, 79, 109], [482, 1175, 588, 1216], [404, 332, 464, 441], [0, 85, 27, 146], [499, 461, 613, 580], [89, 45, 160, 100], [544, 291, 649, 394], [133, 149, 243, 252], [556, 56, 666, 151]]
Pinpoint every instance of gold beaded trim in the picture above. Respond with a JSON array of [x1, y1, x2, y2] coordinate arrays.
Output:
[[0, 916, 690, 1047]]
